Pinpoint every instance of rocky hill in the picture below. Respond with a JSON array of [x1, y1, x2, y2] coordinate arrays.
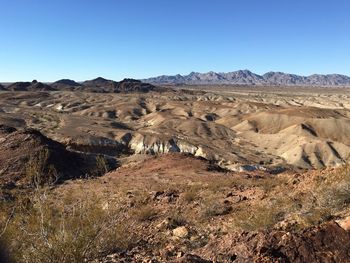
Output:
[[115, 78, 170, 93], [0, 126, 115, 187], [1, 78, 169, 93], [6, 80, 55, 91], [81, 77, 170, 93], [82, 77, 118, 92], [144, 70, 350, 86], [51, 79, 83, 91]]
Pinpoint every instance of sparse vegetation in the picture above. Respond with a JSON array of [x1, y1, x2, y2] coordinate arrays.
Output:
[[167, 212, 187, 229], [182, 185, 200, 203], [299, 163, 350, 226], [2, 145, 350, 262], [201, 199, 232, 219], [133, 205, 158, 222], [25, 147, 58, 186], [233, 199, 290, 231], [92, 154, 110, 177], [231, 163, 350, 231], [0, 187, 138, 263]]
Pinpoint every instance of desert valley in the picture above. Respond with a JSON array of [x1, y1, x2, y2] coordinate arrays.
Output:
[[1, 77, 350, 262]]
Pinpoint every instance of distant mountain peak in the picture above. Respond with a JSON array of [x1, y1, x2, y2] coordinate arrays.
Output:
[[90, 77, 111, 82]]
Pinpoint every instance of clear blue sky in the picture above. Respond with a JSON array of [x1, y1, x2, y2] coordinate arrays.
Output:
[[1, 0, 349, 81]]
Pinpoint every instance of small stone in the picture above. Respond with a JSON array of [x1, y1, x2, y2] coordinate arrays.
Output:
[[336, 216, 350, 231], [102, 202, 109, 210], [173, 226, 189, 238], [156, 218, 170, 230], [190, 235, 198, 241]]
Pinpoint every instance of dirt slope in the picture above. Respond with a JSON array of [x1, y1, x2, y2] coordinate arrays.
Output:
[[0, 126, 115, 187], [47, 153, 350, 262]]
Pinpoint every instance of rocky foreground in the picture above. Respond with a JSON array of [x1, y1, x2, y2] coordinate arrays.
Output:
[[2, 152, 350, 262]]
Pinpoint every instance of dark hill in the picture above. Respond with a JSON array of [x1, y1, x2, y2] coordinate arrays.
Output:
[[51, 79, 82, 90], [6, 81, 32, 91], [4, 78, 171, 93], [7, 80, 55, 91], [82, 77, 170, 93], [115, 78, 170, 93], [0, 126, 115, 187], [82, 77, 117, 92]]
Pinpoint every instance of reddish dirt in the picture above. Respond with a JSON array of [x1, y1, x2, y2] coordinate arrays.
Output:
[[51, 153, 350, 262]]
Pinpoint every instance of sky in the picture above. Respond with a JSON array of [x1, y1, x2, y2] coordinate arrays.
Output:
[[0, 0, 350, 82]]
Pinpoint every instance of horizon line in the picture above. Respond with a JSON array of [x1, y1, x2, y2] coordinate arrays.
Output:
[[2, 69, 350, 83]]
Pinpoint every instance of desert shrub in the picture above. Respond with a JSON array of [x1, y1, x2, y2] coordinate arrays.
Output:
[[0, 187, 126, 263], [182, 186, 200, 203], [299, 163, 350, 226], [233, 204, 281, 231], [256, 177, 284, 192], [233, 163, 350, 231], [316, 165, 350, 210], [167, 212, 187, 229], [25, 148, 58, 186], [92, 155, 110, 177], [233, 197, 298, 231], [133, 205, 158, 222], [201, 199, 232, 219]]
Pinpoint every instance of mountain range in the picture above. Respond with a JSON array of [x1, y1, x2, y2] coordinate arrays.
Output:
[[143, 70, 350, 86], [2, 78, 169, 93]]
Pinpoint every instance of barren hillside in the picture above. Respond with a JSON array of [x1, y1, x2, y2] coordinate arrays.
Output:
[[0, 88, 350, 171]]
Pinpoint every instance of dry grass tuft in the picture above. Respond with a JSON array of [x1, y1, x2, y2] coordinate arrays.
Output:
[[133, 205, 158, 222]]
